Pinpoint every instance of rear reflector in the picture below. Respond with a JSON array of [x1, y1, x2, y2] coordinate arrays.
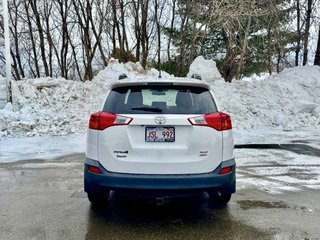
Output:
[[219, 166, 233, 175], [188, 112, 232, 131], [89, 112, 132, 130], [88, 165, 103, 174]]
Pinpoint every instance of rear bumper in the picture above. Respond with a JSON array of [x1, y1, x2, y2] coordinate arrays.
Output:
[[84, 158, 236, 194]]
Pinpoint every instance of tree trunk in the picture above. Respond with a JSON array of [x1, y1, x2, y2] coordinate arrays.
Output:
[[44, 0, 55, 77], [111, 0, 123, 57], [267, 27, 272, 75], [24, 1, 40, 78], [59, 0, 69, 78], [189, 22, 197, 67], [119, 0, 129, 52], [276, 49, 281, 73], [30, 0, 50, 76], [314, 26, 320, 66], [236, 16, 252, 79], [302, 0, 312, 66], [178, 7, 188, 76], [222, 39, 236, 82], [131, 1, 141, 61], [154, 0, 161, 76], [295, 0, 301, 66], [89, 1, 108, 66], [141, 0, 149, 68], [167, 0, 176, 62], [9, 1, 25, 79]]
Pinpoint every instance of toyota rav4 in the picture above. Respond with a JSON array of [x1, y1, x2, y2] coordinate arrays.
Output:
[[84, 75, 235, 205]]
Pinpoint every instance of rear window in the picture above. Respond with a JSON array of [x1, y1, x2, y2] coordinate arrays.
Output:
[[103, 85, 217, 114]]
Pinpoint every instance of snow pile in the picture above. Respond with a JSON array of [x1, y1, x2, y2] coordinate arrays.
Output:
[[0, 59, 170, 138], [210, 66, 320, 130], [187, 56, 223, 83], [188, 57, 319, 130], [0, 78, 6, 109], [94, 58, 171, 85], [0, 57, 319, 138], [0, 78, 105, 137]]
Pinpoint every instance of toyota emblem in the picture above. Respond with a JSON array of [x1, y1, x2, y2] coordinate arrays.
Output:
[[154, 116, 166, 125]]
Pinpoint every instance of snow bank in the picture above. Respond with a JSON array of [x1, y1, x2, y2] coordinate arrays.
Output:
[[94, 58, 171, 85], [0, 77, 105, 137], [0, 59, 170, 138], [0, 78, 6, 109], [0, 57, 319, 138], [211, 66, 320, 130], [187, 56, 223, 83]]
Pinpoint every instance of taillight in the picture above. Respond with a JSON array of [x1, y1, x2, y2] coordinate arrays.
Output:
[[88, 165, 103, 174], [89, 112, 132, 130], [219, 166, 233, 175], [188, 112, 232, 131]]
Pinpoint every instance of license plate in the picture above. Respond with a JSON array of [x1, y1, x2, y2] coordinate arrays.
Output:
[[145, 127, 175, 142]]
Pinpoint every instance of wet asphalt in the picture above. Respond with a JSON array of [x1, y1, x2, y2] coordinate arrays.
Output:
[[236, 143, 320, 157], [1, 148, 320, 240]]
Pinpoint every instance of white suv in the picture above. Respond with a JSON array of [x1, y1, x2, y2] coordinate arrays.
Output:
[[84, 75, 235, 205]]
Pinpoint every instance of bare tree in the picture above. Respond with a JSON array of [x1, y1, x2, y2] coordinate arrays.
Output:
[[8, 0, 25, 79], [131, 1, 141, 61], [52, 0, 71, 78], [88, 0, 110, 67], [302, 0, 313, 65], [24, 1, 41, 78], [295, 0, 302, 66], [153, 0, 166, 74], [314, 26, 320, 65], [71, 0, 109, 80], [141, 0, 150, 68], [3, 0, 318, 83], [167, 0, 176, 62], [29, 0, 50, 76]]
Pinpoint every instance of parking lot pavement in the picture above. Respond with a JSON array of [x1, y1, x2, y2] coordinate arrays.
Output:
[[0, 149, 320, 240]]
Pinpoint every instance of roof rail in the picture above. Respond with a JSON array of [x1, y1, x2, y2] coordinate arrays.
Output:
[[118, 73, 128, 80], [191, 73, 202, 80]]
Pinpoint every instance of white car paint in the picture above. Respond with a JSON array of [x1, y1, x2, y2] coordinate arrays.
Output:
[[86, 77, 234, 175]]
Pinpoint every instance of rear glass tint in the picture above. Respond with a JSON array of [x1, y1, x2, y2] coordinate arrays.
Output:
[[103, 85, 217, 114]]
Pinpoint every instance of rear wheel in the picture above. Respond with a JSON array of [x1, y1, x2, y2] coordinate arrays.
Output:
[[208, 191, 232, 205], [87, 190, 110, 206]]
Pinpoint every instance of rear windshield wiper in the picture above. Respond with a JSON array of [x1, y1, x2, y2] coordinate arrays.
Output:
[[131, 107, 163, 113]]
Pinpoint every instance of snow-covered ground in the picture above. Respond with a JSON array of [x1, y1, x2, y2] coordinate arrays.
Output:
[[237, 145, 320, 194], [0, 133, 85, 163], [0, 57, 320, 194]]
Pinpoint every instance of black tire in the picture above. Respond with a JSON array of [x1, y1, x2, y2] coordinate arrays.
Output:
[[208, 192, 232, 205], [87, 190, 110, 206]]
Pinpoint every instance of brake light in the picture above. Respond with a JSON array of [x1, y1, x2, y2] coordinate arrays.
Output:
[[89, 112, 132, 130], [88, 165, 103, 174], [188, 112, 232, 131]]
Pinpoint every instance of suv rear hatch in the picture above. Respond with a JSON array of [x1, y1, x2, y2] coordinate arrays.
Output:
[[91, 83, 229, 175]]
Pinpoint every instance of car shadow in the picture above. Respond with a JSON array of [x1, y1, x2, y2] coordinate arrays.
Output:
[[84, 192, 269, 240]]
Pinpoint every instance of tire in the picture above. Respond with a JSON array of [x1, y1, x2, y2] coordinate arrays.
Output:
[[87, 190, 110, 206], [208, 191, 232, 205]]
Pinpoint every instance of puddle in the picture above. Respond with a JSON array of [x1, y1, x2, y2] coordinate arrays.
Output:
[[237, 200, 290, 210]]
